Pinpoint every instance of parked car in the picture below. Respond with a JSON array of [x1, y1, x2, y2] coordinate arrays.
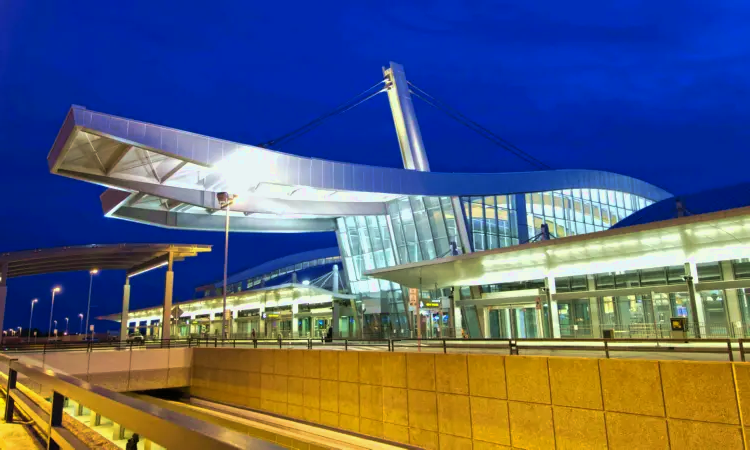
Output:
[[126, 333, 144, 344]]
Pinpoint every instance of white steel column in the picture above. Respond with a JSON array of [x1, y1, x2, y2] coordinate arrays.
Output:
[[546, 277, 561, 338], [383, 62, 430, 172], [292, 303, 299, 338], [162, 253, 175, 341], [720, 260, 744, 335], [259, 297, 266, 337], [481, 307, 491, 339], [587, 275, 601, 338], [120, 278, 130, 341], [684, 262, 705, 336]]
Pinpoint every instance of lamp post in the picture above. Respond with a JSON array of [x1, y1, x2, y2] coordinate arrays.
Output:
[[85, 269, 98, 339], [78, 313, 83, 335], [48, 287, 60, 340], [217, 192, 238, 340], [65, 317, 69, 335], [29, 299, 38, 341]]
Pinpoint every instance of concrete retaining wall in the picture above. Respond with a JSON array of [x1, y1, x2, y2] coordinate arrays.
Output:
[[18, 348, 192, 393], [191, 348, 750, 449]]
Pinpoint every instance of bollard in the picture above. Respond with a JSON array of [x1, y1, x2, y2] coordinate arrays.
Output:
[[48, 392, 64, 450], [4, 363, 17, 422]]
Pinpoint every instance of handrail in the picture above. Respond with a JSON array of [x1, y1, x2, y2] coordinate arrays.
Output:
[[3, 336, 749, 362], [0, 353, 281, 449]]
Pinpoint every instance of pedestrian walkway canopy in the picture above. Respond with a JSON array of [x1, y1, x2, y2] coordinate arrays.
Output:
[[0, 244, 211, 333]]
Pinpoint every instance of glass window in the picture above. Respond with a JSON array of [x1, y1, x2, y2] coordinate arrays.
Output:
[[532, 193, 543, 215], [473, 232, 485, 251], [641, 267, 667, 286], [697, 262, 722, 282], [734, 259, 750, 279], [543, 192, 554, 216], [616, 191, 625, 208]]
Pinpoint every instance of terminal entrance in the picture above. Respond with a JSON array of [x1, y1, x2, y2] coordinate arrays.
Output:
[[488, 304, 543, 339]]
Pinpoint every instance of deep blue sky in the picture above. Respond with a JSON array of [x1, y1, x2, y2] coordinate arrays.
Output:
[[1, 1, 748, 333]]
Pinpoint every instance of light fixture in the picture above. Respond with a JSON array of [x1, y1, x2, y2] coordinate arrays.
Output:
[[302, 280, 310, 286], [90, 268, 99, 275], [128, 261, 168, 278]]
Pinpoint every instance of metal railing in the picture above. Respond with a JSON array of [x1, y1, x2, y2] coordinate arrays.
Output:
[[4, 336, 750, 362], [0, 353, 281, 449], [184, 336, 750, 362]]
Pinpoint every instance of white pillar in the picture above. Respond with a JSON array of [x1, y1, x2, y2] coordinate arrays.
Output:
[[162, 253, 174, 341], [481, 307, 490, 338], [259, 301, 266, 337], [546, 277, 561, 338], [587, 275, 601, 338], [292, 303, 299, 338], [120, 279, 130, 341], [452, 286, 462, 337], [721, 261, 743, 335], [503, 309, 512, 338], [685, 262, 706, 328]]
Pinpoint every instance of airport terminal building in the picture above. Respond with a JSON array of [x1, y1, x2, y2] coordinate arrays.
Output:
[[50, 63, 677, 339]]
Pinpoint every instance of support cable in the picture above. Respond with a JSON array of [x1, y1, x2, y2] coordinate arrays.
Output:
[[408, 81, 551, 170], [258, 80, 386, 149]]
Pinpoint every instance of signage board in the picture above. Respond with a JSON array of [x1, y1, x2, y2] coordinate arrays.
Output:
[[423, 301, 440, 308], [409, 288, 418, 307]]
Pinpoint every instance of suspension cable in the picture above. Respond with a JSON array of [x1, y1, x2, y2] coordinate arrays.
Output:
[[258, 80, 386, 149], [408, 81, 551, 170]]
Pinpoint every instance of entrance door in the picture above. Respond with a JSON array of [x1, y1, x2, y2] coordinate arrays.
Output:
[[488, 305, 541, 339]]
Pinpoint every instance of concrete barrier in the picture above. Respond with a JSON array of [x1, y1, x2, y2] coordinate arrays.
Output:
[[190, 348, 750, 449], [18, 348, 192, 393]]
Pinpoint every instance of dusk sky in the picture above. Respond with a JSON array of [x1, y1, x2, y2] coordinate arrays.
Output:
[[1, 2, 748, 333]]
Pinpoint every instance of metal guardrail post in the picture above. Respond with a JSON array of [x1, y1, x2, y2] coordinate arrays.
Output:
[[741, 340, 746, 362], [604, 341, 610, 359], [4, 361, 17, 422], [443, 339, 447, 354], [345, 340, 348, 351], [308, 339, 312, 350], [727, 339, 734, 362], [233, 339, 236, 348], [278, 337, 282, 349], [48, 391, 64, 450], [214, 338, 218, 348]]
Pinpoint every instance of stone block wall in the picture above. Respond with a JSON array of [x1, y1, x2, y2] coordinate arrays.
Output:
[[191, 348, 750, 449]]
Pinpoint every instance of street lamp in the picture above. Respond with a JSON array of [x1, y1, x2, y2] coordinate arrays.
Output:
[[217, 192, 238, 339], [85, 269, 98, 338], [48, 286, 60, 340], [29, 299, 38, 340], [65, 317, 69, 335], [78, 313, 83, 335]]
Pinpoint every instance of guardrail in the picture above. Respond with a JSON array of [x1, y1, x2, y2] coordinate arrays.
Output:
[[4, 336, 750, 362], [187, 336, 750, 362], [0, 353, 282, 449]]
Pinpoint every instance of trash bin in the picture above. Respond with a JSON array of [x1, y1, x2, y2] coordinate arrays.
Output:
[[602, 329, 614, 339]]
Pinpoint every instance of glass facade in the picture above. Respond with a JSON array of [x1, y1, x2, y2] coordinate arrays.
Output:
[[525, 189, 653, 239], [332, 187, 662, 338], [461, 195, 519, 251], [336, 215, 408, 335], [388, 196, 461, 262], [200, 256, 342, 298]]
